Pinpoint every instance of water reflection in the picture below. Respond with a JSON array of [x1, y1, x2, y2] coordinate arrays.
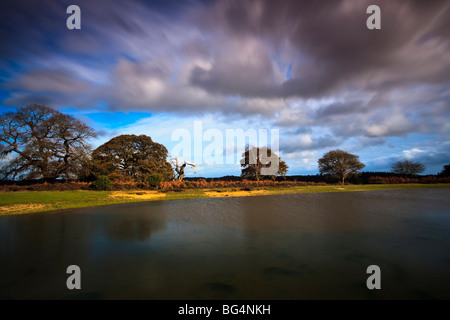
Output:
[[105, 208, 166, 242], [0, 189, 449, 299]]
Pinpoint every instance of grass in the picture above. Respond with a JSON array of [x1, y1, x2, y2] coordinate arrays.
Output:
[[0, 183, 449, 216]]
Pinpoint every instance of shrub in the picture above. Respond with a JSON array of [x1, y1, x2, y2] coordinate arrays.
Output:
[[94, 175, 112, 191], [146, 174, 163, 188], [367, 176, 386, 184]]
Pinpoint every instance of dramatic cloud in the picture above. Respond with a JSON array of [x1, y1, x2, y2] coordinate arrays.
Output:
[[11, 69, 89, 94], [198, 0, 450, 97], [1, 0, 449, 175]]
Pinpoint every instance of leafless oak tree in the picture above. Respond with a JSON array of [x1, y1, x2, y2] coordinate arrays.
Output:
[[391, 160, 425, 176], [0, 104, 95, 180]]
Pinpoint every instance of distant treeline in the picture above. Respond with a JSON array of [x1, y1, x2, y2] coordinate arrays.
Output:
[[1, 171, 449, 192], [2, 171, 449, 186], [185, 172, 450, 184]]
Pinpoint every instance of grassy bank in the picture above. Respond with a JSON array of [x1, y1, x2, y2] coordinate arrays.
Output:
[[1, 183, 449, 216]]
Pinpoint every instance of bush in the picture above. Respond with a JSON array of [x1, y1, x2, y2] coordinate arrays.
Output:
[[146, 174, 163, 188], [94, 175, 112, 191]]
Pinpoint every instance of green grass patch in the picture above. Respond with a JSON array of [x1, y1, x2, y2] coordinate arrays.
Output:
[[0, 190, 111, 206]]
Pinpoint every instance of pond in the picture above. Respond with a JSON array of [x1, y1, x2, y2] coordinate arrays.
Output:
[[1, 189, 450, 299]]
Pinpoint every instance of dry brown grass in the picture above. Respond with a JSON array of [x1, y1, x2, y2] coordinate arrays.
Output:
[[0, 203, 47, 215], [204, 190, 269, 198], [109, 191, 167, 200]]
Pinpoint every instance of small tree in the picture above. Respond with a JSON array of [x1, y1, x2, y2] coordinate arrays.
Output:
[[318, 149, 365, 185], [273, 157, 289, 180], [146, 173, 163, 188], [278, 158, 289, 178], [391, 160, 425, 176], [94, 175, 112, 191], [240, 146, 284, 182]]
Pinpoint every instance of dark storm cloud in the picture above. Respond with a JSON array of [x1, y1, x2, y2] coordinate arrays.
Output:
[[0, 0, 449, 146], [10, 69, 89, 93], [0, 0, 65, 57], [1, 0, 450, 175], [2, 0, 449, 108], [193, 0, 450, 98], [188, 35, 282, 97], [0, 0, 208, 110], [3, 93, 56, 108]]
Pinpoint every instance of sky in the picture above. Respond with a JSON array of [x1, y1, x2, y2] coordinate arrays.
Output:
[[1, 0, 449, 177]]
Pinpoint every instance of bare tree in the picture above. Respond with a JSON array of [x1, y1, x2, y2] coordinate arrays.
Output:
[[391, 160, 425, 176], [0, 104, 95, 181], [171, 157, 196, 181]]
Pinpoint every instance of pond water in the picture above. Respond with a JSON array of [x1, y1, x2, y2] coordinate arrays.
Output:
[[1, 189, 450, 299]]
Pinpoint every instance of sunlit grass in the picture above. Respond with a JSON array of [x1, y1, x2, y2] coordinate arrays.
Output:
[[0, 183, 449, 216]]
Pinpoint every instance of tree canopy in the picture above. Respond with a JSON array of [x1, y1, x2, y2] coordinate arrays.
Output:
[[240, 146, 288, 181], [391, 160, 425, 176], [0, 104, 95, 180], [318, 149, 365, 184], [92, 134, 173, 180], [277, 157, 289, 180]]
